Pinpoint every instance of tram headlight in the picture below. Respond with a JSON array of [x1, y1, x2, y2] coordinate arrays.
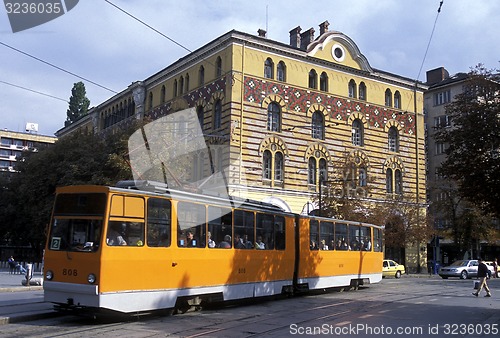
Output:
[[45, 270, 54, 280], [87, 273, 96, 284]]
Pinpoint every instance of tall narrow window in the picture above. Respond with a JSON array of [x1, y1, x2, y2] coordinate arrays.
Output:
[[185, 74, 190, 92], [213, 99, 222, 129], [386, 168, 393, 193], [308, 157, 317, 185], [277, 61, 286, 82], [308, 69, 317, 89], [385, 89, 392, 107], [263, 150, 272, 180], [394, 91, 401, 109], [359, 82, 366, 100], [311, 111, 324, 140], [348, 79, 357, 98], [395, 169, 402, 194], [359, 167, 367, 187], [197, 106, 204, 129], [351, 119, 364, 146], [198, 66, 205, 86], [148, 92, 153, 110], [267, 102, 281, 132], [264, 58, 274, 79], [388, 126, 399, 152], [274, 152, 284, 182], [161, 85, 166, 103], [319, 158, 327, 183], [320, 72, 328, 91], [173, 80, 178, 97], [179, 76, 184, 95], [216, 57, 222, 77]]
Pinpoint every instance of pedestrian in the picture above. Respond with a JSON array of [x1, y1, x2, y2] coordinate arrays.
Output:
[[472, 258, 492, 297], [493, 258, 498, 278]]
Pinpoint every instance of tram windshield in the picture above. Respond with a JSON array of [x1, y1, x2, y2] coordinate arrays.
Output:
[[48, 218, 102, 252], [48, 192, 107, 252]]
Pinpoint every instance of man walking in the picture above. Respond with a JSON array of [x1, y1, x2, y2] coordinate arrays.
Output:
[[473, 258, 492, 297]]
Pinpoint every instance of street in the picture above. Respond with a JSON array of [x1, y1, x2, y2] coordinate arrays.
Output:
[[0, 276, 499, 337]]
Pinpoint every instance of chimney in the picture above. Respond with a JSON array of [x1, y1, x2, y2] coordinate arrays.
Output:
[[300, 27, 315, 50], [257, 28, 267, 38], [289, 26, 301, 48], [319, 20, 330, 35], [426, 67, 450, 85]]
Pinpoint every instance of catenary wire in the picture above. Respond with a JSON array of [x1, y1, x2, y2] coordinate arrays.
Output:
[[0, 80, 68, 102]]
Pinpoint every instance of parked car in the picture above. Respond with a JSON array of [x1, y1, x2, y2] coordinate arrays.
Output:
[[484, 261, 495, 278], [383, 259, 405, 278], [439, 260, 478, 279]]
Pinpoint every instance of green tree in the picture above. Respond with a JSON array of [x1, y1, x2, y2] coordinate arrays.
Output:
[[66, 81, 90, 125], [435, 65, 500, 218], [0, 127, 135, 260]]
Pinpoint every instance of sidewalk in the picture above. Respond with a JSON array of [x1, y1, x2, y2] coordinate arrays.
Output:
[[0, 270, 43, 292]]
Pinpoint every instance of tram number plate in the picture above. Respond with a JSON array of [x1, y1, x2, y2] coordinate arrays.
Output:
[[62, 268, 78, 276], [238, 268, 246, 274]]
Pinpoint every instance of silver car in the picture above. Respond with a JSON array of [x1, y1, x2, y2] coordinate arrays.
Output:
[[439, 260, 478, 279]]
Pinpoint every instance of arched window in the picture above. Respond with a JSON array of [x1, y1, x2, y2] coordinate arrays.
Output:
[[359, 167, 367, 187], [185, 73, 190, 92], [320, 72, 328, 91], [148, 92, 153, 110], [263, 150, 272, 180], [351, 119, 364, 146], [308, 157, 317, 185], [216, 57, 222, 77], [274, 152, 284, 182], [385, 89, 392, 107], [308, 69, 317, 89], [388, 126, 399, 152], [161, 85, 166, 103], [267, 102, 281, 132], [197, 106, 204, 129], [386, 168, 393, 193], [173, 80, 178, 97], [264, 58, 274, 79], [395, 169, 403, 194], [348, 79, 357, 98], [179, 76, 184, 95], [319, 158, 327, 183], [213, 99, 222, 129], [311, 111, 324, 140], [359, 82, 366, 100], [394, 91, 401, 109], [198, 66, 205, 86], [277, 61, 286, 82]]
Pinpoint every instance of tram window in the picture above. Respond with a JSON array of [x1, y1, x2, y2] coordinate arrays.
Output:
[[360, 226, 371, 251], [320, 221, 334, 250], [349, 225, 362, 251], [334, 223, 349, 250], [177, 201, 206, 248], [234, 210, 255, 249], [107, 221, 145, 246], [274, 216, 285, 250], [208, 206, 232, 248], [147, 198, 171, 247], [374, 228, 383, 252], [309, 220, 319, 250], [49, 219, 102, 252], [256, 213, 274, 250]]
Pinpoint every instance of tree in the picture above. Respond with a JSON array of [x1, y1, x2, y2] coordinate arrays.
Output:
[[66, 81, 90, 125], [0, 127, 135, 260], [435, 65, 500, 218]]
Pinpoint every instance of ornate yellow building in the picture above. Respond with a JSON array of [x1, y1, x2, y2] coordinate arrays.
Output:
[[58, 21, 427, 270]]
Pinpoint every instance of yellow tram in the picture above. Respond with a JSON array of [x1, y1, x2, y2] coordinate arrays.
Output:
[[43, 181, 383, 313]]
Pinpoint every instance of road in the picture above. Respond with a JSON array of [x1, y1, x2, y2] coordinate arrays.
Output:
[[0, 276, 499, 337]]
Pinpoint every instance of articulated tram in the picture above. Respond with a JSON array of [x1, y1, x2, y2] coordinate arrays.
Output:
[[43, 181, 383, 314]]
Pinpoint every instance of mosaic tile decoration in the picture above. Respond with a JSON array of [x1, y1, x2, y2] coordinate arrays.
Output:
[[244, 77, 416, 135]]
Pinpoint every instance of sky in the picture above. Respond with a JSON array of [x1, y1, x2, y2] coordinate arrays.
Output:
[[0, 0, 499, 136]]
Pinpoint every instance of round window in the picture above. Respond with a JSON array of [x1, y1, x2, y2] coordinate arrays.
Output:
[[331, 44, 345, 62]]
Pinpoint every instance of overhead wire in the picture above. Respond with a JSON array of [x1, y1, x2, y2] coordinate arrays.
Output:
[[0, 80, 67, 102], [0, 41, 118, 94]]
